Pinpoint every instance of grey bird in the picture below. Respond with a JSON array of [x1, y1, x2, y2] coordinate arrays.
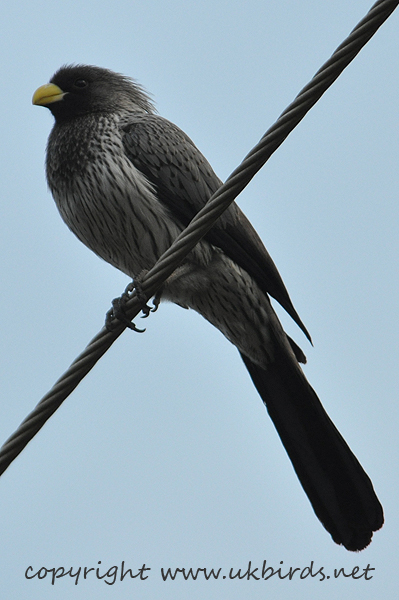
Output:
[[33, 64, 383, 550]]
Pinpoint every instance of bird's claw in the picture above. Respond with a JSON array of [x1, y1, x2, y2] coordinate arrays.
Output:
[[151, 290, 162, 313]]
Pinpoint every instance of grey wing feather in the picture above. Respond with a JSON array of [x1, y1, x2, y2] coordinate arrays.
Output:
[[122, 115, 311, 343]]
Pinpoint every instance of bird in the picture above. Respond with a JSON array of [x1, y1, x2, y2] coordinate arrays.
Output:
[[33, 64, 383, 551]]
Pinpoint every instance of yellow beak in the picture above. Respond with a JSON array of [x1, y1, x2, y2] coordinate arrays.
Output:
[[32, 83, 65, 106]]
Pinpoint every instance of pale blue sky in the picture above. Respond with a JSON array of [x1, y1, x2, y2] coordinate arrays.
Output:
[[0, 1, 398, 598]]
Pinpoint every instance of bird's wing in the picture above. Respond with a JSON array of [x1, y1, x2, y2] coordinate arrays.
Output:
[[122, 114, 311, 342]]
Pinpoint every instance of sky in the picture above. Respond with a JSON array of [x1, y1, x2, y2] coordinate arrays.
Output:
[[0, 0, 398, 598]]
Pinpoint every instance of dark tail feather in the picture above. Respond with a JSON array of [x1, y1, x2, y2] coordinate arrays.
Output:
[[240, 349, 383, 551]]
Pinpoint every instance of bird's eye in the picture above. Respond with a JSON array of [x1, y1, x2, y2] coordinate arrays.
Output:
[[74, 79, 88, 89]]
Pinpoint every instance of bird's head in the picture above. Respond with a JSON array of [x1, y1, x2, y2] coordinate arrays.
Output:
[[32, 64, 155, 122]]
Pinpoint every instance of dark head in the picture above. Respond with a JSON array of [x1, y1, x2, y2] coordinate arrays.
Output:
[[32, 64, 155, 122]]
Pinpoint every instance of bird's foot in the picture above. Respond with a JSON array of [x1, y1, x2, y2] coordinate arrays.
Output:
[[105, 274, 153, 332], [134, 272, 163, 316], [105, 292, 146, 332], [130, 272, 153, 318]]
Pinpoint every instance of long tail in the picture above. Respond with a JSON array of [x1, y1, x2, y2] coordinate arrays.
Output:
[[240, 347, 383, 551]]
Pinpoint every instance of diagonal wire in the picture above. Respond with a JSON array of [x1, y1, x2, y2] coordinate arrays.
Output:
[[0, 0, 397, 477]]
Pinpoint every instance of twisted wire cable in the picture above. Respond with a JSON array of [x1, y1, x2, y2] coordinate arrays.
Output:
[[0, 0, 397, 477]]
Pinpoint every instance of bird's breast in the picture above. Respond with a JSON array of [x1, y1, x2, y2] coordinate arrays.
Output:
[[46, 115, 183, 277]]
